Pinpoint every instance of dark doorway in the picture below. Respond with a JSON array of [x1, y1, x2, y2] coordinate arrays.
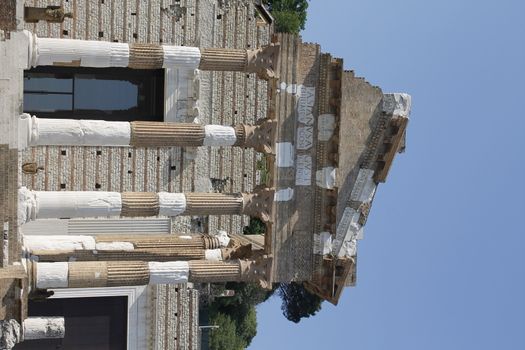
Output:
[[24, 66, 164, 121], [14, 296, 128, 350]]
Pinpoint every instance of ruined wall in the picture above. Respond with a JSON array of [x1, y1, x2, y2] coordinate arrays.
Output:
[[149, 285, 199, 350], [336, 72, 383, 223]]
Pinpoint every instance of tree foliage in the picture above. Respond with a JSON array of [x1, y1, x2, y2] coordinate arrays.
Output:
[[209, 283, 274, 350], [264, 0, 309, 34], [243, 217, 266, 235], [209, 313, 247, 350], [277, 282, 323, 323]]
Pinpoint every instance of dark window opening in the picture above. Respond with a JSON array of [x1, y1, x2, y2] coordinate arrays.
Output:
[[14, 296, 128, 350], [24, 66, 164, 122]]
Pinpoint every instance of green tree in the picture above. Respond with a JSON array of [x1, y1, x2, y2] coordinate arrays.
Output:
[[208, 283, 275, 349], [209, 313, 246, 350], [237, 306, 257, 347], [243, 217, 266, 235], [277, 282, 323, 323], [264, 0, 309, 33]]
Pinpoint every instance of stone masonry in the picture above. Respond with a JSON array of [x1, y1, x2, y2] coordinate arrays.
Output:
[[20, 0, 270, 236]]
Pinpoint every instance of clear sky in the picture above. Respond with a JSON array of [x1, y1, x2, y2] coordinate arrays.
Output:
[[249, 1, 525, 349]]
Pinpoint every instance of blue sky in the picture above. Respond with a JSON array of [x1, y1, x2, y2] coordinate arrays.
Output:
[[249, 1, 525, 349]]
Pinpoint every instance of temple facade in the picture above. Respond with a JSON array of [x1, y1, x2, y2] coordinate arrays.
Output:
[[0, 1, 411, 349]]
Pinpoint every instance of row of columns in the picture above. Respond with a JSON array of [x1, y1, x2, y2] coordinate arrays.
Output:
[[12, 30, 282, 346], [20, 33, 277, 304]]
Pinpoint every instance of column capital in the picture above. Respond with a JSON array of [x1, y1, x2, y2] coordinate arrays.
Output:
[[234, 119, 276, 154], [246, 43, 281, 80], [239, 255, 273, 288], [220, 237, 253, 260], [242, 187, 274, 223]]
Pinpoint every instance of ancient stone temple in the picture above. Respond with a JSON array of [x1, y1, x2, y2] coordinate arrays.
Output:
[[0, 1, 411, 349]]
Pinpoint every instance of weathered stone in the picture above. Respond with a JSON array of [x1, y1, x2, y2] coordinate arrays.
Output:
[[24, 6, 73, 24]]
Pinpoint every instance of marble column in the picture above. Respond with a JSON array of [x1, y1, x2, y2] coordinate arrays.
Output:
[[24, 31, 279, 78], [32, 256, 271, 289], [18, 114, 276, 154], [24, 232, 248, 263], [18, 188, 273, 224], [23, 317, 65, 340]]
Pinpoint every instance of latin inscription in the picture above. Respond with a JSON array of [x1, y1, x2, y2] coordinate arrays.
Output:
[[297, 126, 313, 150], [297, 86, 316, 126], [295, 155, 312, 186], [350, 168, 376, 203], [332, 207, 360, 255]]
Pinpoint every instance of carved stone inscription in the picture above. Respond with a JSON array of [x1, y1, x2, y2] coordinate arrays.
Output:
[[297, 86, 316, 126], [332, 207, 360, 255], [295, 155, 312, 186], [350, 168, 376, 203], [297, 126, 313, 150]]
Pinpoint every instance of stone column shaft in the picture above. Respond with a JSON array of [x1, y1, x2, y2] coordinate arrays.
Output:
[[18, 187, 269, 224], [25, 31, 278, 78], [198, 48, 247, 72], [130, 121, 205, 147], [26, 31, 200, 70], [187, 260, 241, 283], [199, 44, 280, 79], [185, 193, 244, 216], [23, 317, 65, 340], [35, 261, 188, 288], [120, 192, 160, 217], [25, 234, 225, 262], [19, 115, 274, 153], [34, 258, 270, 289]]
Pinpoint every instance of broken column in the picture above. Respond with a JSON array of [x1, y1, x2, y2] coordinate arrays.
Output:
[[24, 232, 253, 262], [18, 114, 276, 154], [23, 317, 65, 340]]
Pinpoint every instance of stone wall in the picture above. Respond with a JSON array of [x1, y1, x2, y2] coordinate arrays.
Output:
[[21, 0, 271, 236], [270, 36, 320, 282], [149, 284, 199, 350], [336, 71, 383, 224]]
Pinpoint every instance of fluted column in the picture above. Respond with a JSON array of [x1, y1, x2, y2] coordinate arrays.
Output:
[[185, 193, 244, 216], [187, 260, 241, 283], [120, 192, 160, 217], [24, 31, 279, 78], [25, 233, 230, 262], [34, 260, 188, 288], [130, 121, 205, 147], [199, 44, 280, 79], [19, 115, 276, 153], [33, 256, 271, 289], [199, 48, 247, 72], [18, 187, 274, 224], [25, 31, 200, 70]]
